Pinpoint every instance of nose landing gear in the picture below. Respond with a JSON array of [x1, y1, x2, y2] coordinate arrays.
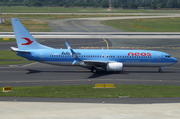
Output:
[[158, 68, 162, 73]]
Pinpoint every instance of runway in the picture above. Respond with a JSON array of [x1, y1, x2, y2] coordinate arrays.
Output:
[[0, 63, 180, 87]]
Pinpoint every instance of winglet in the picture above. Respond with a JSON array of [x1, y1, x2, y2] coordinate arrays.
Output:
[[65, 42, 71, 49], [65, 42, 81, 65]]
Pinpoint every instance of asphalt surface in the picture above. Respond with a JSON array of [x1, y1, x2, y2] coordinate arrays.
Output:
[[1, 101, 180, 119], [0, 38, 179, 87], [1, 97, 180, 104], [45, 16, 180, 32], [0, 63, 180, 87], [46, 19, 123, 32]]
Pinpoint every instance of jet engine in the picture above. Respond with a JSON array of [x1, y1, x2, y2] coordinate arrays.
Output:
[[106, 62, 123, 71]]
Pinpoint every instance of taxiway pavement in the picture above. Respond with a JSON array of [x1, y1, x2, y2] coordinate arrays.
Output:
[[0, 38, 179, 87], [1, 101, 180, 119]]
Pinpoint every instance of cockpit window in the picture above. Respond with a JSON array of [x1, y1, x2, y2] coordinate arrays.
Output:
[[165, 55, 171, 58]]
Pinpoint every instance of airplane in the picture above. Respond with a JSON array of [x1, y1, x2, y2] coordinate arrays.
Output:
[[11, 18, 178, 73]]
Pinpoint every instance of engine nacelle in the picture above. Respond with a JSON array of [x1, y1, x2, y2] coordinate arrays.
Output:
[[106, 62, 123, 72]]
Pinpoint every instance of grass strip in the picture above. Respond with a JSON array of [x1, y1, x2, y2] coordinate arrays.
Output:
[[2, 6, 180, 13], [0, 51, 34, 65], [0, 38, 16, 42], [0, 61, 34, 65], [3, 14, 143, 20], [1, 85, 180, 98], [101, 17, 180, 32], [0, 51, 25, 60], [0, 19, 51, 32]]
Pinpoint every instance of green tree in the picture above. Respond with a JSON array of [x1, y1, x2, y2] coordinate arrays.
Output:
[[101, 0, 109, 8], [34, 1, 42, 7], [64, 4, 70, 8], [167, 0, 177, 8], [150, 4, 157, 9], [160, 3, 166, 8], [113, 2, 120, 8], [128, 3, 138, 9], [122, 3, 128, 9], [58, 2, 64, 6]]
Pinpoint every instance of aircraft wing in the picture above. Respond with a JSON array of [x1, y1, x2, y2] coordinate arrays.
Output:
[[65, 42, 117, 66], [82, 60, 115, 67]]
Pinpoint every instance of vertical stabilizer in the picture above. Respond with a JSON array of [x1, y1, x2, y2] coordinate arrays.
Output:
[[11, 18, 53, 50]]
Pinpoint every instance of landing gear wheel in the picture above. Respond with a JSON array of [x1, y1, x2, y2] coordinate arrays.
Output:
[[158, 69, 162, 73], [91, 67, 97, 73]]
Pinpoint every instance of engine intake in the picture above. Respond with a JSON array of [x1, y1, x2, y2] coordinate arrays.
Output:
[[106, 62, 123, 71]]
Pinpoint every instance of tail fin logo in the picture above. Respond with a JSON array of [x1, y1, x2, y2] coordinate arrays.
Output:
[[20, 37, 33, 45]]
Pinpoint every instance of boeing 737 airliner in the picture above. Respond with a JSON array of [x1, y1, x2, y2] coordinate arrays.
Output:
[[11, 18, 178, 73]]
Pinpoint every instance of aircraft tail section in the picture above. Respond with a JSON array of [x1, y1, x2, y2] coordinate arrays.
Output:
[[11, 18, 53, 50]]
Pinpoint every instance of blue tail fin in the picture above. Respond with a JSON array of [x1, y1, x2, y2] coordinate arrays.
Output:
[[11, 18, 53, 50]]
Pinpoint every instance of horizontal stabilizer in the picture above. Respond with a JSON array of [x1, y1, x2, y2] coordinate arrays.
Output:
[[11, 47, 30, 53]]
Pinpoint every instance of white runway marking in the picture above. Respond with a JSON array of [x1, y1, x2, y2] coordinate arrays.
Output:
[[22, 62, 38, 67]]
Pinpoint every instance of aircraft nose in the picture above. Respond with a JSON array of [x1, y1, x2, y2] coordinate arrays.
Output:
[[172, 57, 178, 63]]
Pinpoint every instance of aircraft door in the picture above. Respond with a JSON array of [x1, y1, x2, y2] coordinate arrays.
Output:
[[106, 54, 109, 60], [157, 54, 161, 62], [101, 54, 105, 60], [40, 52, 44, 61]]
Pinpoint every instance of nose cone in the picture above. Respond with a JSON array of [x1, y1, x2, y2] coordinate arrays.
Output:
[[172, 57, 178, 63]]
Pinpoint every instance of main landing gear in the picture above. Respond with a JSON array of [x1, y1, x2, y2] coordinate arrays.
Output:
[[91, 67, 97, 73]]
